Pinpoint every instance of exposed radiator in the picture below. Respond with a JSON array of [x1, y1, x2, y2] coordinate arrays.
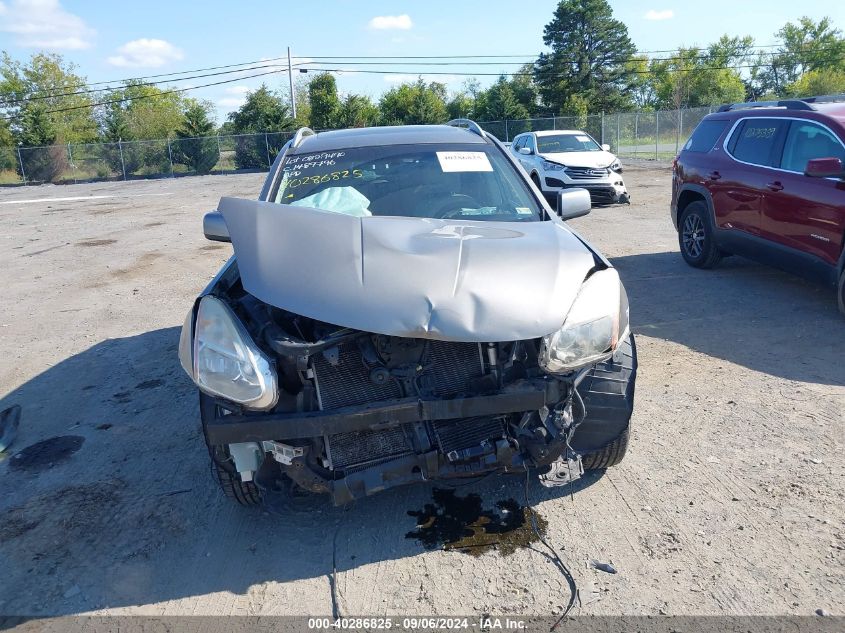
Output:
[[432, 416, 507, 462], [312, 338, 484, 410], [312, 341, 402, 410], [326, 427, 412, 471]]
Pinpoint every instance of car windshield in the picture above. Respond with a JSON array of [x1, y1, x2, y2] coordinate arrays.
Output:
[[273, 143, 544, 221], [537, 133, 601, 153]]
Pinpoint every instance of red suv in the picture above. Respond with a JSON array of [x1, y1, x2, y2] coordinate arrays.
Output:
[[671, 96, 845, 314]]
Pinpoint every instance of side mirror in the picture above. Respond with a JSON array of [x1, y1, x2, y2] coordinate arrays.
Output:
[[601, 143, 611, 152], [518, 146, 532, 155], [203, 211, 230, 242], [805, 157, 845, 179], [557, 188, 592, 221]]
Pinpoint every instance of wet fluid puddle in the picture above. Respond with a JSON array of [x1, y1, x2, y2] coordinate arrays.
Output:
[[406, 487, 547, 556]]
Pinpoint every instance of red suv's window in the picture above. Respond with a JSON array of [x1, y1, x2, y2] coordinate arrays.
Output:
[[779, 120, 845, 172], [727, 119, 787, 166], [683, 120, 729, 153]]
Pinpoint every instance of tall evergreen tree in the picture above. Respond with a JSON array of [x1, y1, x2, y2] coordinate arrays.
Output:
[[534, 0, 636, 113]]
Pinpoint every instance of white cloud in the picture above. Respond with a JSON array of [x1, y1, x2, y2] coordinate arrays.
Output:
[[644, 9, 674, 20], [107, 38, 184, 68], [218, 97, 246, 108], [368, 14, 412, 30], [225, 85, 252, 95], [0, 0, 95, 49]]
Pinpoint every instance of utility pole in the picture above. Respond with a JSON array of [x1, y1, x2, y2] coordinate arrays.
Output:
[[288, 47, 297, 120]]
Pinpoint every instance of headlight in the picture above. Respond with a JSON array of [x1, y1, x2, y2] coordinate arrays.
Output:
[[189, 295, 278, 410], [609, 159, 621, 172], [542, 160, 565, 171], [539, 269, 630, 373]]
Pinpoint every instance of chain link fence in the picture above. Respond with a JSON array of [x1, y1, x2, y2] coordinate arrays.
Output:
[[0, 106, 718, 186]]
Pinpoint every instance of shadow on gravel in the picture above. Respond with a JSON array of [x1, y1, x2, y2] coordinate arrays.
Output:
[[611, 251, 845, 385], [0, 327, 599, 616]]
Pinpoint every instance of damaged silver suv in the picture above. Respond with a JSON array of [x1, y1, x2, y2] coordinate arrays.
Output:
[[179, 120, 637, 506]]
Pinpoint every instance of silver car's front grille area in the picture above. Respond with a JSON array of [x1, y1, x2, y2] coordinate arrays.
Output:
[[326, 428, 413, 471]]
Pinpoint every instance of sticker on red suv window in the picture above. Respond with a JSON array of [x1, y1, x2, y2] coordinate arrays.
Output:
[[436, 151, 494, 172]]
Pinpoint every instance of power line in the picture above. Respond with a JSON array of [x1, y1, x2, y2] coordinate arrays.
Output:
[[0, 62, 305, 107], [0, 68, 289, 121]]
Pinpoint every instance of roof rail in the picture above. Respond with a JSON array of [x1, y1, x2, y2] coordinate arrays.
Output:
[[800, 93, 845, 104], [446, 118, 487, 139], [291, 127, 316, 148], [717, 99, 815, 113]]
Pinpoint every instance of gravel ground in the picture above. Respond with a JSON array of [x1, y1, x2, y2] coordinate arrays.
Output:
[[0, 163, 842, 618]]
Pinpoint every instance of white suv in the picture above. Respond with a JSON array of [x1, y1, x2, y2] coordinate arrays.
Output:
[[510, 130, 629, 205]]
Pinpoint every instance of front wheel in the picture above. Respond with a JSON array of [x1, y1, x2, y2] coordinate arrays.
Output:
[[678, 201, 723, 269]]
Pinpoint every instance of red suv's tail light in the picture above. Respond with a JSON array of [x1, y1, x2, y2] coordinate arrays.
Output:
[[672, 155, 679, 172]]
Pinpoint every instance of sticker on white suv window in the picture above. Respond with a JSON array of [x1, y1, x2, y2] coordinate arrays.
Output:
[[436, 151, 494, 172], [575, 135, 591, 143]]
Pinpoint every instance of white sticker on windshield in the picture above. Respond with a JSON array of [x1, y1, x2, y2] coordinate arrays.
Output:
[[436, 151, 493, 172], [575, 135, 591, 143]]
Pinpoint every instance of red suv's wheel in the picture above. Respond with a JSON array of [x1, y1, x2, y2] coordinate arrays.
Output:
[[678, 201, 723, 269]]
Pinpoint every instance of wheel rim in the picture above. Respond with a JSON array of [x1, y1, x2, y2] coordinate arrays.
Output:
[[682, 213, 706, 258]]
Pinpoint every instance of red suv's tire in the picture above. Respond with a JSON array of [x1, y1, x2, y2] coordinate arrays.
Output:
[[678, 201, 723, 269]]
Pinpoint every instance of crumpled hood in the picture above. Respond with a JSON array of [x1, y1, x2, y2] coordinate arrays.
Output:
[[218, 197, 597, 342], [540, 151, 616, 169]]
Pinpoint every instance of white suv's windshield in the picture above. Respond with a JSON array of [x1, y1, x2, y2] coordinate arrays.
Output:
[[273, 143, 544, 221], [537, 133, 601, 153]]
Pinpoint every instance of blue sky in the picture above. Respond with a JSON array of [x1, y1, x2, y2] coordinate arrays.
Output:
[[1, 0, 843, 121]]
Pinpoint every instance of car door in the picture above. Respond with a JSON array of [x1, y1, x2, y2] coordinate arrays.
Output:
[[521, 134, 539, 173], [762, 119, 845, 266], [715, 118, 789, 237]]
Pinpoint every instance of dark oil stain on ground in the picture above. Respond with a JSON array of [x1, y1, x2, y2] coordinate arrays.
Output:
[[406, 487, 547, 556], [76, 239, 117, 247], [9, 435, 85, 473], [135, 379, 164, 390]]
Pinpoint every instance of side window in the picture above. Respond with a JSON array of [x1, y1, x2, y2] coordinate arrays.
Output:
[[513, 136, 525, 151], [684, 120, 729, 152], [780, 121, 845, 173], [728, 119, 786, 166], [524, 135, 536, 153]]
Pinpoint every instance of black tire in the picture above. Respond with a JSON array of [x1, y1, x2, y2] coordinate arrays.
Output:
[[531, 172, 542, 193], [678, 200, 722, 269], [199, 393, 263, 506], [580, 428, 630, 469], [838, 268, 845, 317]]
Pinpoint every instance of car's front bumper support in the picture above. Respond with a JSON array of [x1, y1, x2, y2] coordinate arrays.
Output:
[[204, 379, 566, 445]]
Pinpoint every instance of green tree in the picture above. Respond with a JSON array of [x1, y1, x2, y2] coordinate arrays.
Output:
[[475, 76, 530, 122], [0, 119, 15, 172], [378, 79, 448, 125], [753, 17, 845, 96], [225, 85, 293, 169], [16, 101, 67, 182], [446, 92, 476, 119], [787, 68, 845, 97], [172, 100, 219, 174], [534, 0, 637, 114], [337, 94, 379, 128], [308, 72, 341, 129], [0, 52, 98, 145], [649, 46, 746, 109]]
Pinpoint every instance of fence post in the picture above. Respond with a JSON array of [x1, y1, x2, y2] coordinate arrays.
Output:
[[16, 145, 27, 185], [118, 139, 127, 180], [67, 143, 77, 184], [616, 114, 620, 154], [265, 133, 271, 168], [634, 112, 639, 157], [601, 112, 605, 145], [552, 114, 556, 130], [504, 119, 509, 142], [655, 111, 660, 160], [676, 108, 682, 155], [167, 138, 174, 177], [216, 135, 222, 175]]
